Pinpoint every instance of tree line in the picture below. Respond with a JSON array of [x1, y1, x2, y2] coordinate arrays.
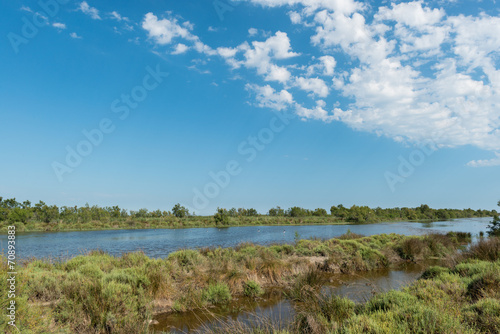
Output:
[[0, 197, 497, 224]]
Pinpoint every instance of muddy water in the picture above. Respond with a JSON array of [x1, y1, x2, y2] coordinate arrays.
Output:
[[150, 262, 428, 333]]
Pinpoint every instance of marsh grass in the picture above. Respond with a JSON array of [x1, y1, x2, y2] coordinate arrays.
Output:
[[190, 238, 500, 334], [2, 232, 481, 333]]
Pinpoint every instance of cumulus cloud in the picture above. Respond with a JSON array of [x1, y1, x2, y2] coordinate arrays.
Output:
[[142, 13, 215, 56], [78, 1, 101, 20], [141, 1, 500, 157], [172, 43, 189, 54], [142, 12, 192, 45], [220, 32, 300, 83], [248, 28, 258, 36], [301, 1, 500, 153], [467, 152, 500, 167], [243, 0, 363, 15], [294, 77, 329, 97], [70, 32, 82, 39], [52, 22, 66, 30], [110, 11, 129, 22], [246, 84, 294, 111]]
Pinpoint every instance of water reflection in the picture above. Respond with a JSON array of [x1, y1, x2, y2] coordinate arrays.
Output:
[[150, 262, 428, 333]]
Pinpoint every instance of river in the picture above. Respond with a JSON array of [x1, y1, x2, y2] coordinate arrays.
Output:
[[0, 217, 491, 260]]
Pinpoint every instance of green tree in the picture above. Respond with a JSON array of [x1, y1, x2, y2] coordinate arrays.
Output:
[[34, 201, 59, 223], [287, 206, 309, 217], [268, 206, 285, 216], [312, 208, 327, 216], [330, 204, 348, 220], [172, 203, 189, 218], [487, 201, 500, 237], [214, 207, 229, 225], [9, 207, 32, 223]]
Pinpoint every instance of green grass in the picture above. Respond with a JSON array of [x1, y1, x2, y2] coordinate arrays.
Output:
[[203, 237, 500, 334], [0, 233, 478, 333]]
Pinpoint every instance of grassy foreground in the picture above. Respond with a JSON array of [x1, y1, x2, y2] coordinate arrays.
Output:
[[204, 237, 500, 334], [0, 232, 475, 333]]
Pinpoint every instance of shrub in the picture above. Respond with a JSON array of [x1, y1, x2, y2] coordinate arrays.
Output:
[[317, 295, 356, 323], [203, 282, 232, 305], [397, 237, 428, 261], [167, 249, 202, 268], [463, 298, 500, 333], [365, 290, 419, 313], [78, 263, 104, 280], [244, 280, 263, 298], [214, 207, 230, 225], [26, 271, 62, 301], [466, 237, 500, 261]]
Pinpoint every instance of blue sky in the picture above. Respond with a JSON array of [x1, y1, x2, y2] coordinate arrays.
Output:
[[1, 0, 499, 214]]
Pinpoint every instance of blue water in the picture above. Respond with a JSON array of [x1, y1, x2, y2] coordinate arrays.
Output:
[[0, 217, 491, 260]]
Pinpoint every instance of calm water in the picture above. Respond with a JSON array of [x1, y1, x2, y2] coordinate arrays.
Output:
[[151, 262, 427, 333], [0, 217, 491, 260]]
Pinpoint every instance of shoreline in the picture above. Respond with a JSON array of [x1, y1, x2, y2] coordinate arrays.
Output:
[[0, 217, 487, 234]]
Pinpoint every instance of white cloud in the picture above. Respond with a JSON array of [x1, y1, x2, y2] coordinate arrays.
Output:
[[52, 22, 66, 30], [467, 152, 500, 167], [110, 11, 129, 22], [294, 77, 329, 97], [248, 28, 258, 36], [142, 13, 216, 56], [172, 43, 189, 54], [295, 100, 336, 122], [217, 46, 239, 58], [70, 32, 82, 39], [140, 3, 500, 155], [376, 2, 445, 28], [244, 0, 363, 15], [78, 1, 101, 20], [240, 32, 299, 83], [319, 55, 336, 75], [142, 12, 192, 45], [20, 6, 32, 13], [288, 11, 302, 24], [246, 84, 294, 111], [302, 2, 500, 152]]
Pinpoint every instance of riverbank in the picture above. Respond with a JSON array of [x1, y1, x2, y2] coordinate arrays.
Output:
[[0, 216, 349, 233], [1, 232, 473, 333], [0, 215, 491, 234]]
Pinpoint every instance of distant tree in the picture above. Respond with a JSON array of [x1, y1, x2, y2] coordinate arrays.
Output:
[[151, 209, 163, 218], [34, 201, 59, 223], [287, 206, 309, 217], [487, 201, 500, 237], [214, 207, 229, 225], [132, 208, 149, 218], [312, 208, 327, 216], [242, 208, 258, 216], [172, 203, 189, 218], [9, 207, 32, 223], [228, 208, 238, 217], [330, 205, 348, 220], [268, 206, 285, 216]]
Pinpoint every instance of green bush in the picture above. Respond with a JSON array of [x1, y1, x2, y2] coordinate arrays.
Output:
[[463, 298, 500, 333], [244, 280, 263, 297], [167, 249, 202, 268], [203, 282, 232, 305]]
